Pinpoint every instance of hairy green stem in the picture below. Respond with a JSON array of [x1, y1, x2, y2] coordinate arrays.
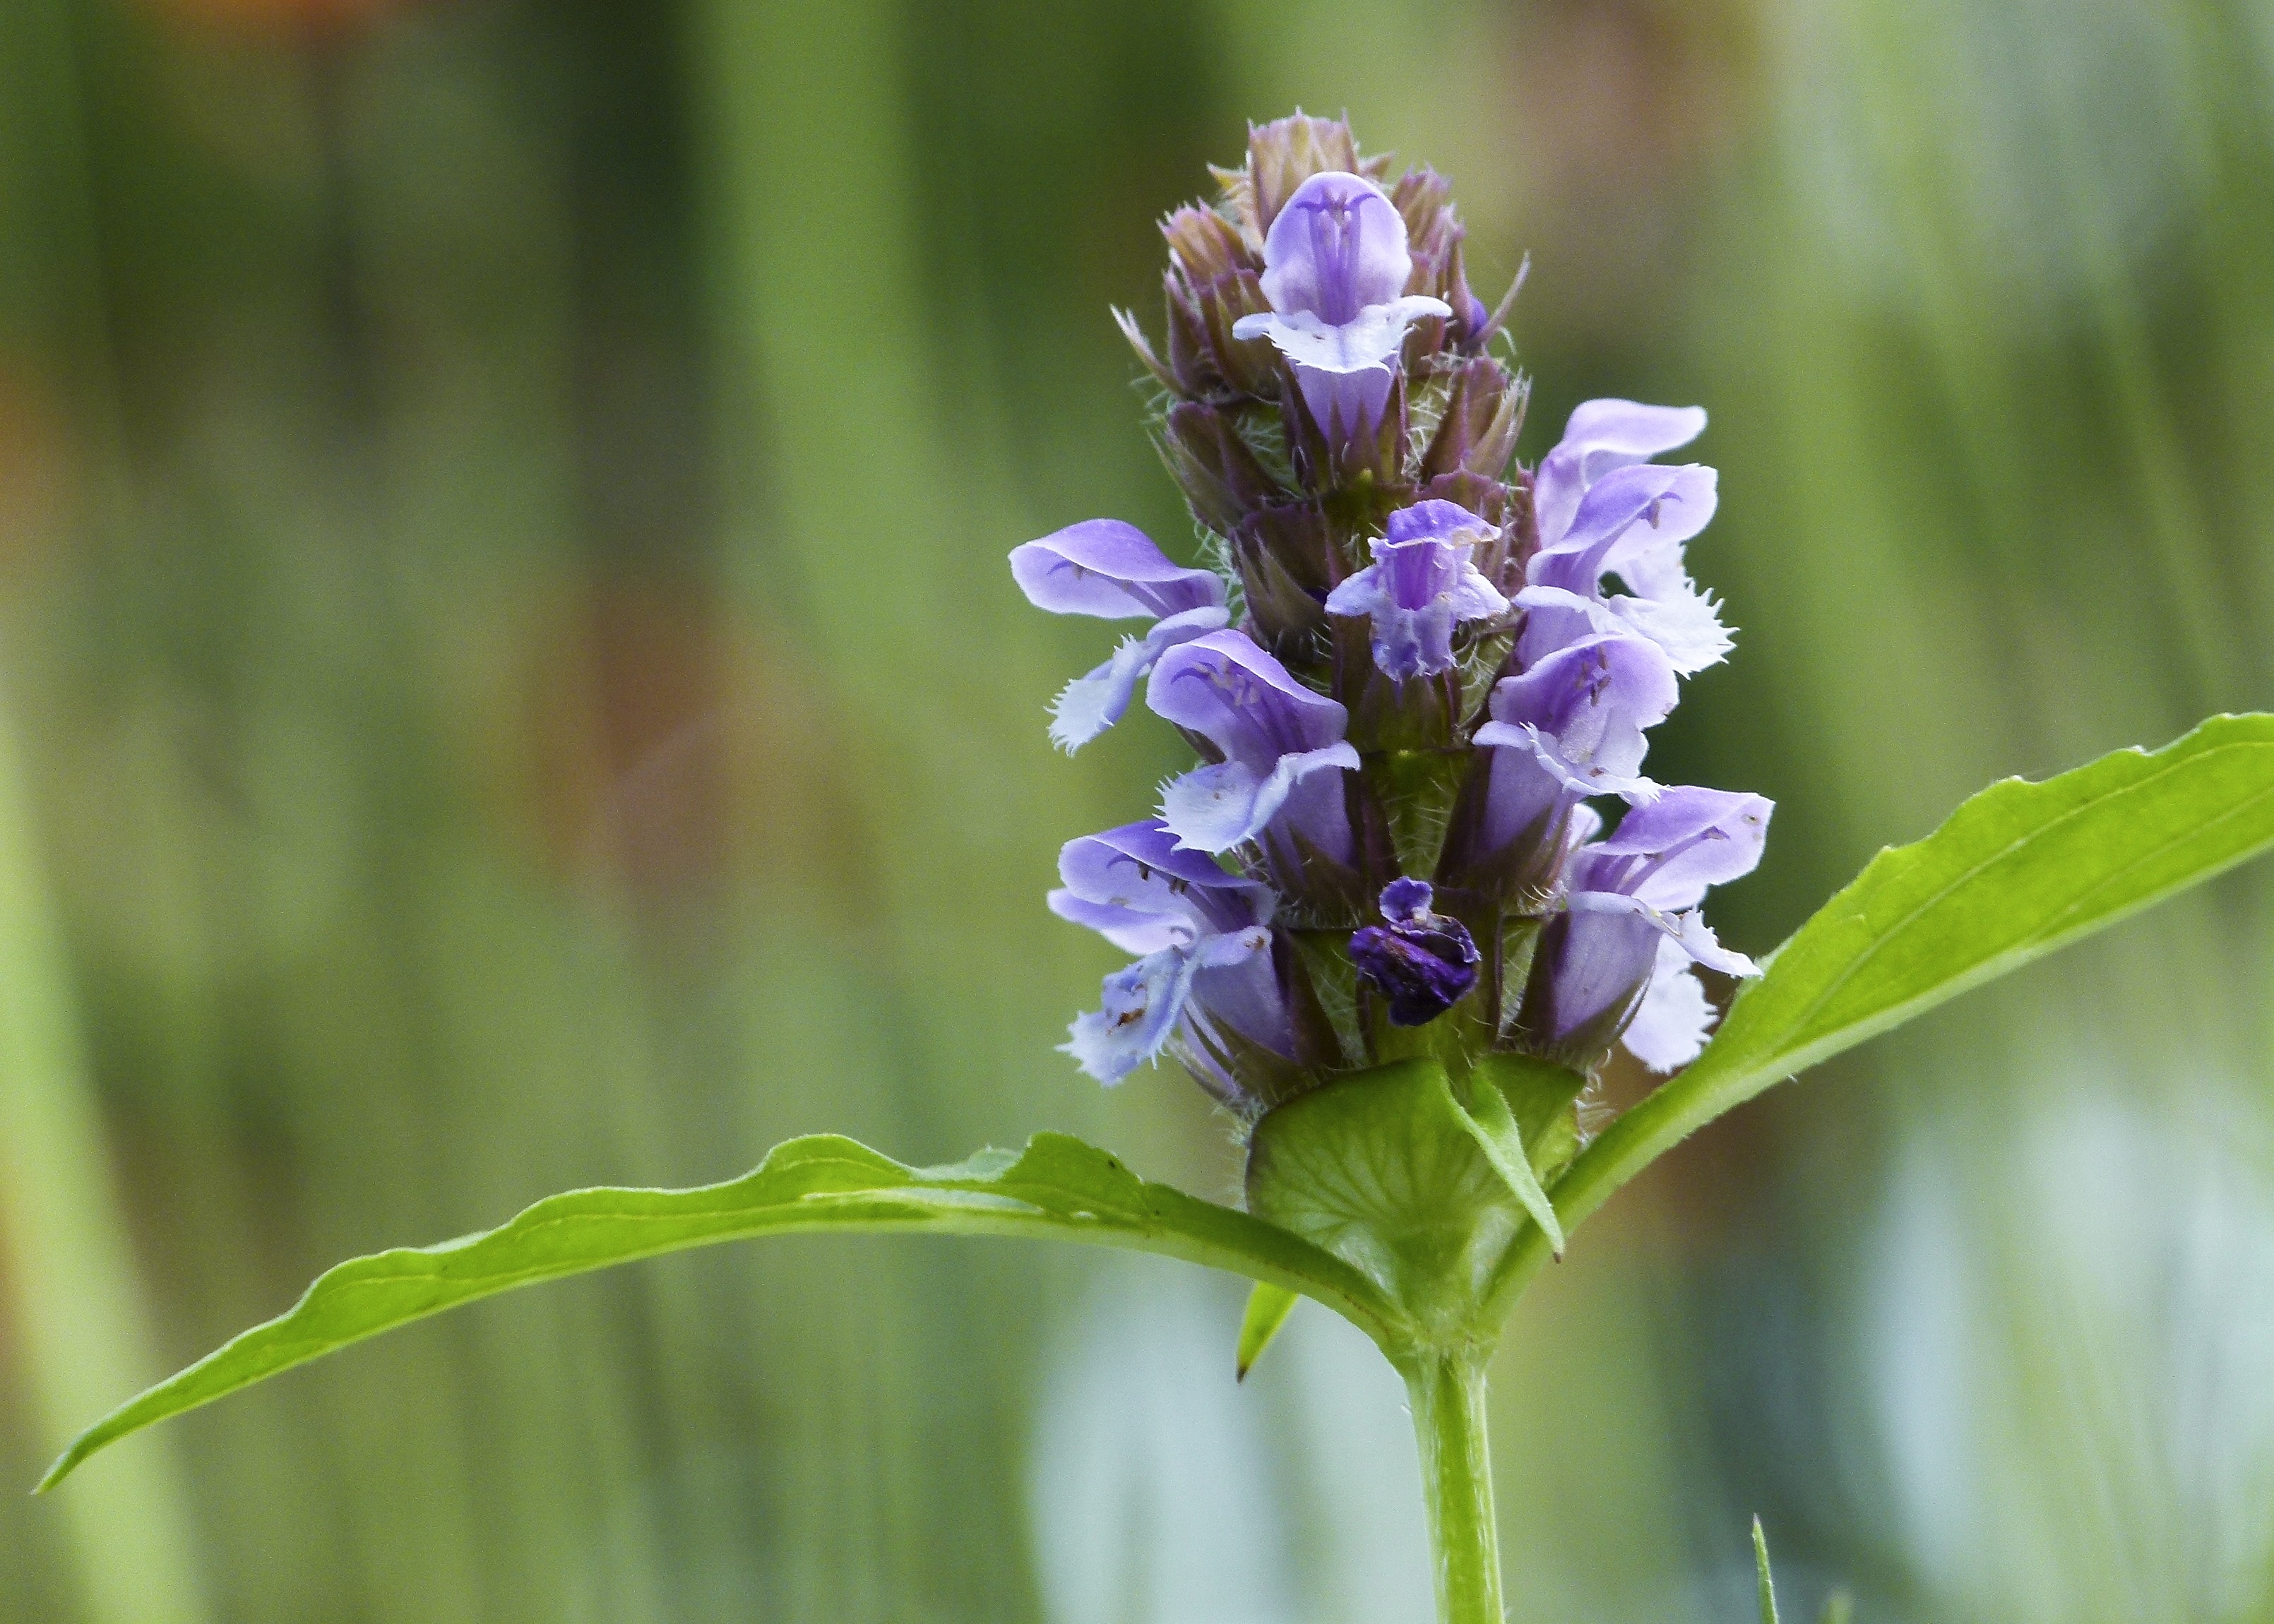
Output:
[[1405, 1351, 1504, 1624]]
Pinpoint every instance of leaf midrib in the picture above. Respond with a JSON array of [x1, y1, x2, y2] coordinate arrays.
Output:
[[1759, 735, 2269, 1058]]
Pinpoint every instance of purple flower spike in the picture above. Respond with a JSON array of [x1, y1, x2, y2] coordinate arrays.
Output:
[[1231, 172, 1451, 448], [1475, 632, 1680, 802], [1010, 519, 1231, 751], [1350, 880, 1480, 1027], [1325, 499, 1510, 680], [1050, 820, 1288, 1086], [1148, 629, 1359, 858]]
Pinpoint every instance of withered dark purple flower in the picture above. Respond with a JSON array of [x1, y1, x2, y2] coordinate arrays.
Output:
[[1350, 879, 1481, 1027]]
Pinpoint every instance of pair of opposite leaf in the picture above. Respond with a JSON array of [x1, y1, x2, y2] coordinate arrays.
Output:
[[40, 711, 2274, 1490]]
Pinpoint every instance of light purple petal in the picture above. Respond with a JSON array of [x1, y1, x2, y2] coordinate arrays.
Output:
[[1185, 934, 1292, 1061], [1599, 542, 1733, 676], [1011, 519, 1226, 620], [1576, 787, 1773, 909], [1295, 361, 1393, 448], [1047, 604, 1231, 752], [1047, 890, 1188, 956], [1526, 463, 1717, 599], [1534, 399, 1708, 547], [1063, 948, 1196, 1085], [1055, 819, 1276, 936], [1158, 742, 1359, 854], [1531, 907, 1662, 1051], [1385, 499, 1493, 547], [1509, 583, 1622, 665], [1476, 633, 1679, 797], [1232, 298, 1451, 376], [1564, 892, 1758, 978], [1619, 936, 1716, 1072], [1257, 171, 1413, 323], [1147, 630, 1351, 767], [1473, 744, 1573, 861], [1232, 297, 1449, 447]]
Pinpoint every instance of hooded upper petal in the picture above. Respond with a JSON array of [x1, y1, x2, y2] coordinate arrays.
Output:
[[1052, 820, 1277, 941], [1256, 170, 1413, 323], [1011, 519, 1226, 620], [1569, 787, 1773, 911], [1534, 398, 1708, 548], [1474, 632, 1679, 799]]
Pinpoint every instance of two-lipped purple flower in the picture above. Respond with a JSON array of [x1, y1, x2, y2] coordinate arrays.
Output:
[[1515, 399, 1732, 676], [1010, 519, 1230, 751], [1232, 172, 1451, 448], [1051, 820, 1291, 1087], [1528, 788, 1771, 1071], [1148, 629, 1357, 864], [1324, 499, 1508, 681]]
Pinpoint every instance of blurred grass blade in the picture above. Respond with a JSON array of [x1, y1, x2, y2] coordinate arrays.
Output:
[[1818, 1589, 1854, 1624], [1497, 713, 2274, 1299], [1754, 1516, 1780, 1624], [0, 671, 208, 1619], [1235, 1282, 1299, 1380], [42, 1132, 1400, 1491]]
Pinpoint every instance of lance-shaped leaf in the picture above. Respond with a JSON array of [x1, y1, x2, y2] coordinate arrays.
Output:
[[1494, 712, 2274, 1306], [1235, 1282, 1299, 1380], [42, 1132, 1398, 1491]]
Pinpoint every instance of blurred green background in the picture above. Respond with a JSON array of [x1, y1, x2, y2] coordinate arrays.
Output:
[[2, 0, 2272, 1619]]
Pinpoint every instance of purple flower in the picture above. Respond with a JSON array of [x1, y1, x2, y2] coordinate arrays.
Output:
[[1350, 879, 1481, 1027], [1010, 519, 1231, 751], [1532, 399, 1708, 544], [1475, 632, 1679, 802], [1523, 787, 1773, 1070], [1050, 820, 1288, 1087], [1516, 400, 1731, 675], [1324, 500, 1510, 680], [1148, 629, 1359, 860], [1459, 631, 1680, 890], [1230, 172, 1451, 447]]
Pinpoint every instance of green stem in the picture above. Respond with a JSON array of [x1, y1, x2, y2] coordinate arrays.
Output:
[[1405, 1350, 1504, 1624]]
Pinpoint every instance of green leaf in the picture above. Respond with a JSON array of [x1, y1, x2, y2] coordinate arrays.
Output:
[[1448, 1075, 1564, 1259], [1754, 1516, 1781, 1624], [1234, 1282, 1299, 1380], [40, 1132, 1397, 1492], [1494, 713, 2274, 1303]]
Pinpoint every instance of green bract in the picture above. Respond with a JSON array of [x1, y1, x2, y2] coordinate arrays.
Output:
[[41, 712, 2274, 1549]]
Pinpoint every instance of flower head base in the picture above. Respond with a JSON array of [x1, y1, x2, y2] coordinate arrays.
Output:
[[1350, 880, 1481, 1027], [1025, 114, 1772, 1127]]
